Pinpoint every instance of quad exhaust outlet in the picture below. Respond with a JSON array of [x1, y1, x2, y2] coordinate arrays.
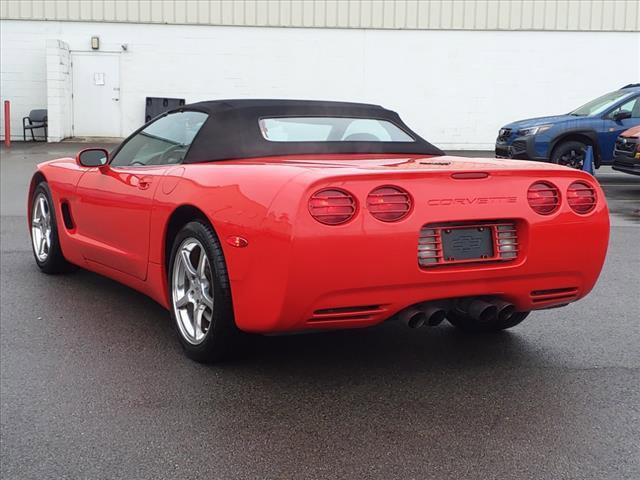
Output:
[[399, 297, 517, 327]]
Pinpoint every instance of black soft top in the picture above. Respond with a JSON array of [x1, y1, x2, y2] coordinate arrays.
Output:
[[172, 99, 444, 163]]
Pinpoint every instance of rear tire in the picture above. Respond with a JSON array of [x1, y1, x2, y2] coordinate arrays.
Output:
[[168, 220, 240, 363], [550, 140, 588, 170], [30, 181, 72, 274], [447, 311, 530, 333]]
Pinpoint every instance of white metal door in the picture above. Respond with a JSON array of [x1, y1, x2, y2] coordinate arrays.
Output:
[[71, 53, 121, 137]]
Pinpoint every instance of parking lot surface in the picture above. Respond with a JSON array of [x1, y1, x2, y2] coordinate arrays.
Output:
[[1, 143, 639, 480]]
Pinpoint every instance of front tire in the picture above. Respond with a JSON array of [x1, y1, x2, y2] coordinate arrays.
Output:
[[168, 220, 239, 363], [30, 182, 72, 274], [447, 311, 530, 333], [550, 140, 588, 170]]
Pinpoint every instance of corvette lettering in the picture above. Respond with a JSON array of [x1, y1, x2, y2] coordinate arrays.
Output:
[[427, 196, 517, 206]]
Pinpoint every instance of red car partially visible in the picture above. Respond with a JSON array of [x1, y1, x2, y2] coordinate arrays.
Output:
[[612, 125, 640, 175], [28, 100, 609, 362]]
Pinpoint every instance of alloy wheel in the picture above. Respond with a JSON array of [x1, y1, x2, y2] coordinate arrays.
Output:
[[558, 148, 585, 169], [31, 193, 52, 262], [172, 238, 214, 345]]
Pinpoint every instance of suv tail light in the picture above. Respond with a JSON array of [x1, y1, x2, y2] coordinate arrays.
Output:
[[527, 182, 560, 215], [567, 181, 597, 214], [308, 189, 357, 225], [367, 186, 412, 222]]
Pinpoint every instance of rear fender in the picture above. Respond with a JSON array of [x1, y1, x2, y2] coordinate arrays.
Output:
[[149, 165, 311, 323]]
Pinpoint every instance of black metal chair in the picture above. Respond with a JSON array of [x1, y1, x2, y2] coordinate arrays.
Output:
[[23, 109, 48, 141]]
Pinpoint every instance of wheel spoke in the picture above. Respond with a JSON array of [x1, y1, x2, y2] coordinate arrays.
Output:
[[33, 231, 41, 254], [193, 305, 205, 339], [201, 290, 214, 311], [175, 292, 190, 308], [38, 237, 46, 256], [197, 250, 208, 278], [38, 196, 47, 218], [180, 249, 197, 277]]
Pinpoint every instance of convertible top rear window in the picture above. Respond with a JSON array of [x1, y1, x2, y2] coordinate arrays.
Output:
[[259, 117, 415, 142]]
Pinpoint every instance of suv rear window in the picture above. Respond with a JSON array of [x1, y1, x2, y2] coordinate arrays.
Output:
[[258, 117, 415, 142]]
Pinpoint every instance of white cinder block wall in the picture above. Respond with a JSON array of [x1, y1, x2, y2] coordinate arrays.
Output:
[[45, 39, 73, 141], [1, 20, 638, 149]]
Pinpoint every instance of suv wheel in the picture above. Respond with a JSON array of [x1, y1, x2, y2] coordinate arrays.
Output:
[[551, 140, 588, 169]]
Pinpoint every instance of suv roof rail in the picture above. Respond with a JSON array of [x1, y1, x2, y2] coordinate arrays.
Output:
[[620, 83, 640, 89]]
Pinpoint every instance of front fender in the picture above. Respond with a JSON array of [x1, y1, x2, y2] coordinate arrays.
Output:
[[27, 158, 88, 265]]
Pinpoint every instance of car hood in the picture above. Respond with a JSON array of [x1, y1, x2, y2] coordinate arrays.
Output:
[[620, 125, 640, 139], [502, 114, 576, 130]]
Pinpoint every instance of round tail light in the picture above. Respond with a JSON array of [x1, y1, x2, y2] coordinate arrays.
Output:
[[308, 188, 356, 225], [367, 186, 412, 222], [567, 181, 597, 214], [527, 181, 560, 215]]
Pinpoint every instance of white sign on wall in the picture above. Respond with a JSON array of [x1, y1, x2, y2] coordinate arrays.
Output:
[[93, 72, 105, 86]]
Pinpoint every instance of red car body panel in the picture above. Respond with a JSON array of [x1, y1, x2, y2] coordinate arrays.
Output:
[[620, 125, 640, 138], [30, 153, 609, 333]]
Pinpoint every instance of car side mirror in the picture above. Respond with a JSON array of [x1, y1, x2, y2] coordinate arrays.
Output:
[[613, 110, 632, 121], [77, 148, 109, 167]]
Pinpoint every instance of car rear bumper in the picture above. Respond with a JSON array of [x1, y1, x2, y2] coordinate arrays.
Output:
[[229, 173, 609, 334]]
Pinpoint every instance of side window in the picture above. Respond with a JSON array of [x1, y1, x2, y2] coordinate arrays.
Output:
[[111, 111, 208, 167], [610, 97, 640, 119]]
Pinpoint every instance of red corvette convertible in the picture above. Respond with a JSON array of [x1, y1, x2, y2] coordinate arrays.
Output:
[[28, 100, 609, 362]]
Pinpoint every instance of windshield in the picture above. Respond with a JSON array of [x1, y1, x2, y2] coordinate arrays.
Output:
[[111, 111, 207, 166], [570, 90, 632, 116], [258, 117, 415, 142]]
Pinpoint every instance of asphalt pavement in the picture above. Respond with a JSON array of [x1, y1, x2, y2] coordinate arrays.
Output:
[[1, 143, 639, 480]]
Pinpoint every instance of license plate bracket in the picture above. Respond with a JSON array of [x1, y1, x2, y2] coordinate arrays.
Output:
[[441, 227, 494, 261]]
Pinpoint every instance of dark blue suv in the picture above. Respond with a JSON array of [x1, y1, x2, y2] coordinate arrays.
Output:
[[496, 84, 640, 169]]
